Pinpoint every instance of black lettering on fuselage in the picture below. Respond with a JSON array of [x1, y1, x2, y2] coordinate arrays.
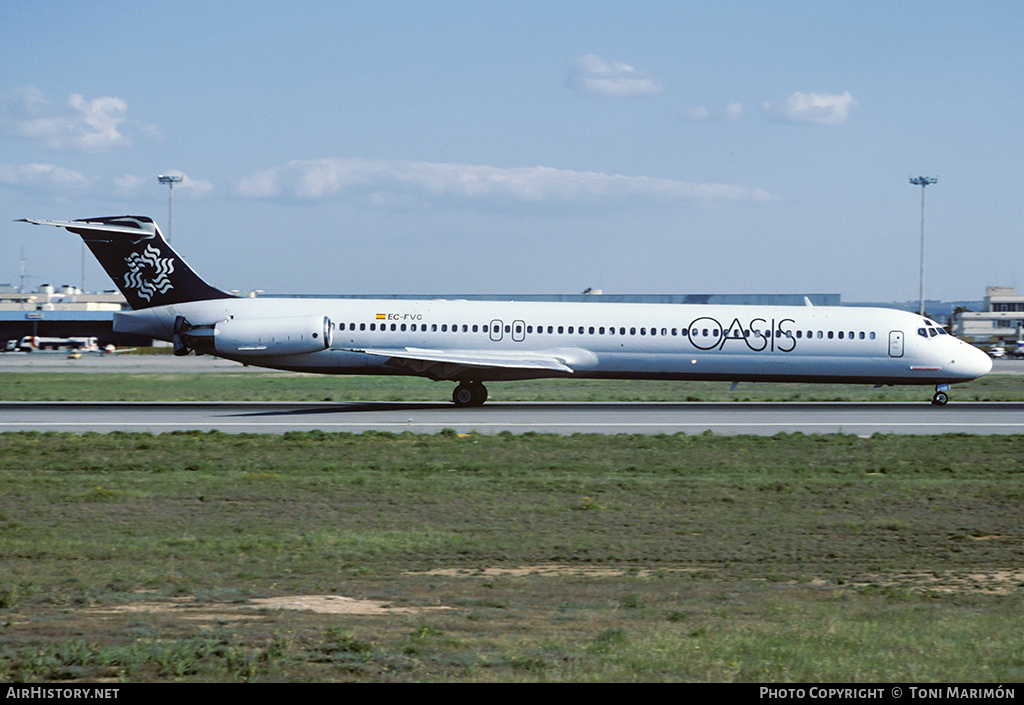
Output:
[[775, 318, 796, 352], [741, 317, 768, 352], [402, 313, 804, 354], [689, 317, 723, 351], [684, 316, 798, 353]]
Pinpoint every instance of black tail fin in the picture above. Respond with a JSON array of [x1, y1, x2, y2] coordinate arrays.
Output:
[[18, 215, 235, 310]]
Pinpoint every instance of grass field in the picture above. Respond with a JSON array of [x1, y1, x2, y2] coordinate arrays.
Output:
[[2, 428, 1023, 682], [0, 367, 1021, 402]]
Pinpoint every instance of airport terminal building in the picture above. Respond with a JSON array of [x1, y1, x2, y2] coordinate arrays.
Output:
[[0, 284, 143, 348], [951, 286, 1024, 344]]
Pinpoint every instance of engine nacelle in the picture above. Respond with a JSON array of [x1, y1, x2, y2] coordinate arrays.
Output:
[[176, 315, 333, 357]]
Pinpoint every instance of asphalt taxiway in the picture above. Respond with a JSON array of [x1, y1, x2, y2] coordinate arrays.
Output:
[[1, 400, 1022, 435], [1, 354, 1021, 435]]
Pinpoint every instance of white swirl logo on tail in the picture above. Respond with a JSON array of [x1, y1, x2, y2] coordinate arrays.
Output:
[[123, 244, 175, 301]]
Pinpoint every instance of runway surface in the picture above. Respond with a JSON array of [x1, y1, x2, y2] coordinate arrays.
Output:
[[3, 354, 1023, 375], [1, 400, 1022, 435], [1, 354, 1021, 435]]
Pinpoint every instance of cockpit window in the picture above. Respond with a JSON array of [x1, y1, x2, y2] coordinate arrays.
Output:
[[918, 324, 947, 338]]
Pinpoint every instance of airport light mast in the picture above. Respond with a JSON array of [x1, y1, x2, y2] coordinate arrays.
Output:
[[158, 174, 183, 243], [909, 176, 938, 316]]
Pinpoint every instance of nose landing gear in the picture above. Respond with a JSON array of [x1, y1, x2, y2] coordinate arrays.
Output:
[[931, 383, 950, 406], [453, 382, 488, 407]]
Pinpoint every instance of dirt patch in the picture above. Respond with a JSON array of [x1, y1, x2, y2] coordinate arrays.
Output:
[[249, 595, 451, 615], [416, 564, 1024, 596], [73, 564, 1024, 632], [412, 563, 710, 579], [847, 569, 1024, 595], [85, 594, 451, 620]]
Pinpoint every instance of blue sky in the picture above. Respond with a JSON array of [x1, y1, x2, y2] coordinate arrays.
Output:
[[2, 1, 1021, 303]]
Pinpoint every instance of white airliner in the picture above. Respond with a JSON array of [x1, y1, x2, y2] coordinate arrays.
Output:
[[20, 216, 991, 406]]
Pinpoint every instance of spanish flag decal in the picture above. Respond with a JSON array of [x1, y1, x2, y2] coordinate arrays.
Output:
[[376, 313, 386, 320]]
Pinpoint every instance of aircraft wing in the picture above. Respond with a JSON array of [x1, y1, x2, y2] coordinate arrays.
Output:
[[341, 346, 577, 380]]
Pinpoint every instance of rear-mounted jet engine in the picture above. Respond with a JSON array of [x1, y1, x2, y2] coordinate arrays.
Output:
[[173, 315, 333, 357]]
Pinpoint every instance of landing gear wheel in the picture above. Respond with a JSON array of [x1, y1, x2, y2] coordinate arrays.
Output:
[[474, 383, 488, 406], [453, 382, 488, 407], [932, 391, 949, 406], [453, 384, 474, 407]]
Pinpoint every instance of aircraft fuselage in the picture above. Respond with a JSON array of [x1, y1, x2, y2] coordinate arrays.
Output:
[[115, 296, 991, 387]]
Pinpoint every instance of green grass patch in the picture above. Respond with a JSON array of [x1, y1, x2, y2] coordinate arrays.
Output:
[[1, 431, 1022, 681], [0, 369, 1021, 402]]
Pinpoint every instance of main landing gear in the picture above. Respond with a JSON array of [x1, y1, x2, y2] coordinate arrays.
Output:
[[453, 382, 488, 407], [931, 384, 951, 406]]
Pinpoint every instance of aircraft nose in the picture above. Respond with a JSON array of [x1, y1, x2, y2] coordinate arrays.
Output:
[[956, 342, 993, 380]]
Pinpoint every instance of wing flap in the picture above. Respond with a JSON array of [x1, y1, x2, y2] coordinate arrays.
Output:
[[341, 346, 576, 379]]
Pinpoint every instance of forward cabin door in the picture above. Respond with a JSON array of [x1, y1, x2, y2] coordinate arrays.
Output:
[[888, 330, 904, 358]]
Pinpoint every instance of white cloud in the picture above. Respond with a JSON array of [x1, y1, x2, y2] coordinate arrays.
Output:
[[115, 170, 215, 198], [0, 163, 93, 191], [725, 103, 744, 120], [1, 86, 138, 152], [761, 91, 857, 125], [566, 54, 664, 97], [0, 163, 214, 201], [684, 103, 744, 122], [235, 158, 774, 206]]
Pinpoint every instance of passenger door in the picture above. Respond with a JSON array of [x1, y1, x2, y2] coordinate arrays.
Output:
[[888, 330, 904, 358]]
